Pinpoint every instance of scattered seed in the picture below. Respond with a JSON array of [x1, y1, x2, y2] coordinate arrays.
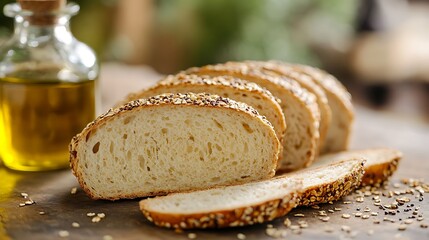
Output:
[[188, 233, 197, 239], [289, 225, 300, 230], [324, 226, 334, 233], [294, 213, 305, 217], [318, 211, 327, 216], [72, 222, 80, 228], [356, 197, 364, 203], [368, 230, 374, 235], [334, 207, 342, 211], [87, 212, 96, 217], [328, 209, 334, 213], [342, 214, 351, 219], [70, 187, 77, 195], [343, 201, 352, 204], [267, 224, 273, 228], [362, 215, 370, 219], [39, 211, 45, 215], [92, 216, 101, 223], [364, 207, 371, 212], [393, 183, 401, 188], [18, 203, 25, 207], [421, 224, 428, 229], [417, 217, 424, 221], [374, 220, 381, 224], [371, 212, 378, 216], [97, 213, 106, 218], [320, 217, 330, 222], [58, 230, 69, 238], [398, 224, 407, 231], [283, 218, 291, 227], [404, 219, 413, 224], [237, 233, 246, 240], [103, 235, 113, 240], [24, 200, 33, 205], [364, 191, 372, 196], [311, 205, 320, 209], [355, 212, 363, 217], [20, 193, 28, 198]]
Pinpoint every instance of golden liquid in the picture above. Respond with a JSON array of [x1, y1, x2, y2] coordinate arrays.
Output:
[[0, 77, 95, 171]]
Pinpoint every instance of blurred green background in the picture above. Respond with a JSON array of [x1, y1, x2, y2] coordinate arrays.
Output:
[[0, 0, 357, 74]]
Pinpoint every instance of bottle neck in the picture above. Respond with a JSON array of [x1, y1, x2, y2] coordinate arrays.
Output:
[[13, 15, 73, 44]]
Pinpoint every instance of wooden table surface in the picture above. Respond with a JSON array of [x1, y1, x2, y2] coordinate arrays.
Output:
[[1, 63, 428, 240]]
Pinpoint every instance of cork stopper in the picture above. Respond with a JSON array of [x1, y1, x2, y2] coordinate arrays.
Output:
[[18, 0, 66, 25]]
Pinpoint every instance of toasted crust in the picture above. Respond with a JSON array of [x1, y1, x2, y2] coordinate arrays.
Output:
[[69, 93, 279, 200], [185, 64, 320, 171], [298, 159, 365, 206], [241, 60, 332, 152], [359, 149, 402, 186], [139, 182, 302, 229]]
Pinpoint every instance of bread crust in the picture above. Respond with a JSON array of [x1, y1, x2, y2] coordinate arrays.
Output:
[[185, 64, 320, 171], [242, 61, 332, 153], [298, 159, 365, 206], [279, 62, 354, 153], [70, 93, 280, 200], [139, 183, 302, 229]]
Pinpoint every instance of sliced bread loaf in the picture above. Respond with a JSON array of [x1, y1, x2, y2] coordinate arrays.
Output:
[[119, 74, 287, 161], [139, 178, 303, 229], [184, 63, 320, 172], [70, 93, 280, 200], [277, 62, 354, 154], [317, 148, 402, 186], [242, 60, 332, 152]]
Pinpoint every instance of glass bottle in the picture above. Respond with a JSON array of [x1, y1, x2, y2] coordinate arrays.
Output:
[[0, 0, 98, 171]]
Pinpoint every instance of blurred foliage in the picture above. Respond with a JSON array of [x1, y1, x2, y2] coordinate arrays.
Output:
[[155, 0, 357, 69]]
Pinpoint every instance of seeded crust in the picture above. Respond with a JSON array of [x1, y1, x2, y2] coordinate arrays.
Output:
[[241, 60, 332, 152], [139, 181, 303, 229], [184, 63, 320, 171], [276, 62, 354, 154], [69, 93, 278, 200], [317, 148, 402, 187], [298, 159, 365, 206], [119, 74, 286, 140]]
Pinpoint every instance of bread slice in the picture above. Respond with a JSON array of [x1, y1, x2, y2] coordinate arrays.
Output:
[[138, 159, 364, 229], [184, 63, 320, 172], [242, 61, 332, 152], [317, 148, 402, 186], [275, 158, 365, 206], [139, 178, 303, 229], [119, 74, 287, 161], [276, 62, 354, 154], [69, 93, 280, 200]]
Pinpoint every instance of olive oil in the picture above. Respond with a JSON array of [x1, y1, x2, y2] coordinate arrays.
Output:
[[0, 77, 95, 171]]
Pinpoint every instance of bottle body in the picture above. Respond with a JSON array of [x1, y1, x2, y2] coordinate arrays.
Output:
[[0, 2, 98, 171]]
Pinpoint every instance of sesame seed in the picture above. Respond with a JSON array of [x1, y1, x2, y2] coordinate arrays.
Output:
[[421, 224, 428, 228], [188, 233, 197, 239], [417, 217, 424, 221], [237, 233, 246, 240], [328, 209, 334, 213], [58, 230, 69, 237], [70, 187, 77, 195], [362, 215, 370, 219], [320, 217, 330, 222], [24, 200, 34, 205], [334, 207, 342, 211], [19, 203, 25, 207], [72, 222, 80, 228], [294, 213, 305, 217], [342, 214, 351, 219], [311, 205, 320, 209], [103, 235, 113, 240], [343, 201, 352, 204], [371, 212, 378, 216], [374, 220, 381, 224], [20, 193, 28, 198], [364, 207, 371, 212], [92, 216, 101, 223], [86, 212, 96, 217], [354, 212, 363, 217], [97, 213, 106, 218], [398, 224, 407, 231], [283, 218, 291, 227], [404, 219, 413, 224], [39, 211, 45, 215]]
